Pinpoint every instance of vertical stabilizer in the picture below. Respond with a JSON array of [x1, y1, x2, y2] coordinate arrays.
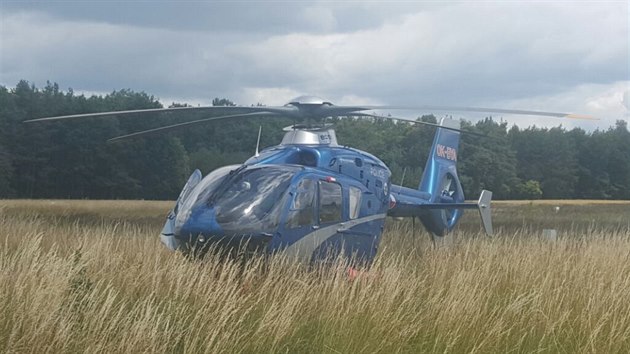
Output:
[[418, 117, 465, 235], [419, 117, 464, 203], [478, 190, 493, 236]]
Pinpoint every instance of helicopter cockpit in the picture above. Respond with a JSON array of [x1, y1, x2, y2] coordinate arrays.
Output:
[[174, 165, 299, 237], [213, 166, 295, 233]]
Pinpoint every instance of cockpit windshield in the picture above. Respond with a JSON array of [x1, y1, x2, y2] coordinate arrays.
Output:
[[214, 166, 298, 233], [175, 164, 299, 235], [175, 165, 239, 232]]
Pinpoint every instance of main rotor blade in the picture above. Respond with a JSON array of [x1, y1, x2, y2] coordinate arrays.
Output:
[[317, 105, 376, 117], [353, 113, 489, 138], [24, 105, 296, 123], [355, 105, 597, 120], [107, 111, 277, 142]]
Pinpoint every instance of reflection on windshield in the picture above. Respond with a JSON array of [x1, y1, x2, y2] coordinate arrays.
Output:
[[175, 165, 298, 235], [215, 167, 297, 233], [175, 165, 239, 232]]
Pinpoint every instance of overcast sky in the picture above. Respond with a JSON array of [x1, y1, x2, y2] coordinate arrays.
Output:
[[1, 1, 628, 130]]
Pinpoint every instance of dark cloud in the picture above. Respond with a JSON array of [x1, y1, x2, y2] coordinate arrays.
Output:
[[1, 1, 627, 128], [1, 1, 429, 34]]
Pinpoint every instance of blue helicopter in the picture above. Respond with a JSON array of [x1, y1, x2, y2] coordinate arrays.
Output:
[[26, 95, 589, 264]]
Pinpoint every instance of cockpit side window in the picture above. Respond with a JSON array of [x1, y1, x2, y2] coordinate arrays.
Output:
[[349, 186, 362, 220], [286, 179, 316, 229], [319, 180, 342, 224]]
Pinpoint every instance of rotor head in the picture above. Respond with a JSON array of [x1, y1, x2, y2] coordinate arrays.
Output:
[[285, 95, 333, 106]]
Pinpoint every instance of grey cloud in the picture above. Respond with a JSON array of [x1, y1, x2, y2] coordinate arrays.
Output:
[[233, 3, 627, 105], [1, 1, 426, 34], [0, 2, 627, 128]]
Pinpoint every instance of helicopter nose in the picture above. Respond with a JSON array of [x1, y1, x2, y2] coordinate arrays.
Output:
[[174, 205, 222, 241], [172, 205, 273, 254]]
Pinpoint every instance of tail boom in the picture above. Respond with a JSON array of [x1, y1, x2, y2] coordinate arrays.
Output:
[[387, 189, 493, 235]]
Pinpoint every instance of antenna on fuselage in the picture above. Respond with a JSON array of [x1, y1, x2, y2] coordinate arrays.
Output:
[[254, 126, 262, 157], [398, 167, 407, 194]]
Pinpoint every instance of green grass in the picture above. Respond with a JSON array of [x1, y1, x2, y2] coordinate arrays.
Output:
[[1, 200, 629, 353]]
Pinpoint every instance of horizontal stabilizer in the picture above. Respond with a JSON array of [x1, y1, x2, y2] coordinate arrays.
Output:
[[388, 189, 493, 235]]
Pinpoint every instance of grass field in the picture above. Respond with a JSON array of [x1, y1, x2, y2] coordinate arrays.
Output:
[[1, 199, 629, 353]]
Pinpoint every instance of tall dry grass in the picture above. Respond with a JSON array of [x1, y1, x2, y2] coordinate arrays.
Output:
[[1, 200, 629, 353]]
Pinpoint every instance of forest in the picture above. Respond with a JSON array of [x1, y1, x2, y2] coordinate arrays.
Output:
[[0, 80, 628, 200]]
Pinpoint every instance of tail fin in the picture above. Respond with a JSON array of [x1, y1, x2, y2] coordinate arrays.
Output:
[[419, 117, 464, 203], [388, 119, 493, 237], [418, 117, 465, 235]]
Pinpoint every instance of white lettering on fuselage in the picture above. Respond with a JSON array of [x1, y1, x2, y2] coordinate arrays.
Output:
[[370, 167, 387, 179], [436, 144, 457, 162], [319, 133, 331, 144]]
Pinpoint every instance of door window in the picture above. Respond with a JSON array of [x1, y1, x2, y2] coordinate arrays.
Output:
[[349, 186, 362, 219], [286, 179, 315, 228], [319, 180, 342, 224]]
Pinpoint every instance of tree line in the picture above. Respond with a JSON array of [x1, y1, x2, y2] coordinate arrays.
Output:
[[1, 81, 628, 200]]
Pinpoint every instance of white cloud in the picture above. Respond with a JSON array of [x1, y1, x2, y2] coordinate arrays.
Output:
[[336, 94, 383, 106], [1, 2, 627, 130], [235, 2, 627, 103], [239, 87, 303, 106], [491, 81, 629, 130]]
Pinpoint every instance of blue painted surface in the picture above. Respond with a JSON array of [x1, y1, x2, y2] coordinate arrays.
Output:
[[163, 124, 471, 263]]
